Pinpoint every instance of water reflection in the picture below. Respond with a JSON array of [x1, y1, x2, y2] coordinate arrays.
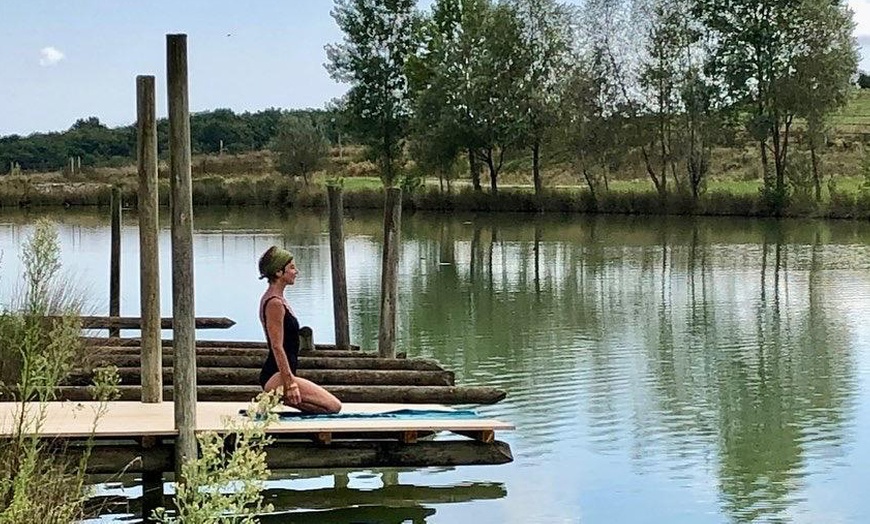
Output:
[[2, 208, 869, 522], [86, 470, 505, 523]]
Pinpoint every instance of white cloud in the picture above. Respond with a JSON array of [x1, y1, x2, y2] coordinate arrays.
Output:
[[851, 0, 870, 37], [39, 46, 65, 67]]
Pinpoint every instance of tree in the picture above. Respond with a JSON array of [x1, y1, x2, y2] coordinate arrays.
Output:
[[785, 0, 859, 201], [560, 49, 624, 204], [697, 0, 858, 212], [410, 0, 491, 193], [272, 116, 329, 185], [510, 0, 576, 197], [326, 0, 418, 187], [858, 72, 870, 89], [638, 0, 723, 201]]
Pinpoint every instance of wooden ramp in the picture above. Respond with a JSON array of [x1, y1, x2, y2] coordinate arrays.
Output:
[[0, 401, 514, 473]]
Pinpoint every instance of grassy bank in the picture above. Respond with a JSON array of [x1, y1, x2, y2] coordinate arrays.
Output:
[[2, 91, 869, 219], [3, 172, 869, 219]]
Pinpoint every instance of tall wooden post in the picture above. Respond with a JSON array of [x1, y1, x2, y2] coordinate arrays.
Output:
[[137, 75, 162, 403], [327, 186, 350, 350], [378, 187, 402, 358], [167, 33, 197, 476], [109, 186, 121, 338]]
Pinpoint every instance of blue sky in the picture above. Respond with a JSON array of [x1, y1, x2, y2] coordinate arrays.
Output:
[[0, 0, 868, 136]]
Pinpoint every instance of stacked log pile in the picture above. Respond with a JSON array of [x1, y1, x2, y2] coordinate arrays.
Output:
[[58, 338, 507, 405]]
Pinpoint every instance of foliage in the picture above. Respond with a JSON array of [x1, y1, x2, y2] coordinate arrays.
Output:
[[0, 109, 339, 173], [696, 0, 859, 212], [0, 219, 120, 524], [152, 391, 281, 524], [509, 0, 576, 196], [859, 72, 870, 90], [273, 116, 330, 184], [326, 0, 418, 186]]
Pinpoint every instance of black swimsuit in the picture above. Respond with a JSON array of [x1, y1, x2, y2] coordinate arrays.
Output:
[[259, 295, 300, 389]]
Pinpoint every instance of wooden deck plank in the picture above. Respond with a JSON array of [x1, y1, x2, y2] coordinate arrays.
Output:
[[0, 402, 513, 439]]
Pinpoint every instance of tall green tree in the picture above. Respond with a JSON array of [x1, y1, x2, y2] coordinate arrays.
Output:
[[510, 0, 575, 196], [272, 116, 329, 185], [697, 0, 858, 211], [326, 0, 418, 186], [786, 0, 858, 201]]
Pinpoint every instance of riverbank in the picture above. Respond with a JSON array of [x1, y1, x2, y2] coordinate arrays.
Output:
[[2, 171, 870, 220]]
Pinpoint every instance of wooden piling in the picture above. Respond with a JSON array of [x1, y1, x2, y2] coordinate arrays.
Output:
[[167, 33, 197, 475], [327, 185, 350, 350], [378, 187, 402, 358], [109, 186, 122, 338], [137, 75, 162, 403], [299, 326, 314, 352]]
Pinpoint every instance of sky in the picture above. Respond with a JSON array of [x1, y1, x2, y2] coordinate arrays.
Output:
[[0, 0, 868, 137]]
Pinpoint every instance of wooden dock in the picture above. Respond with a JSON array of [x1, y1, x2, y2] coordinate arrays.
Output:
[[55, 335, 508, 405], [0, 401, 514, 473]]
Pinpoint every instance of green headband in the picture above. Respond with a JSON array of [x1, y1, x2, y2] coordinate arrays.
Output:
[[261, 247, 293, 280]]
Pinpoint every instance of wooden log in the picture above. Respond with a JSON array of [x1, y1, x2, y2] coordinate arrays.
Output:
[[86, 346, 399, 359], [64, 368, 455, 387], [87, 354, 443, 371], [167, 32, 196, 474], [76, 316, 234, 330], [327, 185, 351, 350], [109, 186, 122, 338], [80, 336, 356, 350], [137, 74, 162, 404], [76, 439, 513, 474], [50, 385, 507, 404]]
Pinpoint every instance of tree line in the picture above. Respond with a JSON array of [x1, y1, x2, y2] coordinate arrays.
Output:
[[0, 108, 341, 173], [327, 0, 861, 210]]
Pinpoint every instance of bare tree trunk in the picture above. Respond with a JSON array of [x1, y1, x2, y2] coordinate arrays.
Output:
[[532, 141, 542, 197], [468, 148, 481, 191], [811, 144, 821, 202]]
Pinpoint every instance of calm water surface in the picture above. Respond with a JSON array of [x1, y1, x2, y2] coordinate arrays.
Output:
[[2, 207, 870, 523]]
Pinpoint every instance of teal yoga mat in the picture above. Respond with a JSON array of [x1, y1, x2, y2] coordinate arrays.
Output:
[[241, 408, 481, 421]]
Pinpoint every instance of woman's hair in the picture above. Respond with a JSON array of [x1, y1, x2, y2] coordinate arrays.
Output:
[[258, 245, 294, 282]]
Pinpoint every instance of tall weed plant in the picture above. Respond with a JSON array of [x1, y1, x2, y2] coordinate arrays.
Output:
[[152, 391, 281, 524], [0, 218, 120, 524]]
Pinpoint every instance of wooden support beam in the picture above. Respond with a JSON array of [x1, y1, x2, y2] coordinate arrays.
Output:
[[137, 74, 162, 404], [85, 345, 397, 359], [76, 316, 234, 330], [327, 185, 351, 350], [378, 187, 402, 358], [64, 368, 454, 387], [109, 186, 122, 339], [167, 32, 196, 476], [453, 430, 495, 443], [299, 326, 314, 353], [50, 385, 507, 404], [86, 354, 443, 371], [76, 439, 513, 473], [78, 338, 356, 350]]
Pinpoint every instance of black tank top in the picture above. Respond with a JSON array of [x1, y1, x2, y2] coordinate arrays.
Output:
[[259, 295, 300, 388]]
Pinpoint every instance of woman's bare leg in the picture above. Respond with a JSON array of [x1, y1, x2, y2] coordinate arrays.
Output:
[[262, 373, 342, 414]]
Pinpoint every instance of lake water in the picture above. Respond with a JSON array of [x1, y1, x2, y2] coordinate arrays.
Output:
[[2, 207, 870, 523]]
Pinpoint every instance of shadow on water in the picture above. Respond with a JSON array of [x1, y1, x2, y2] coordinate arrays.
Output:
[[85, 469, 505, 523]]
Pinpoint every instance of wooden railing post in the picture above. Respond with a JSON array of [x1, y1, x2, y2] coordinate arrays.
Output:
[[378, 187, 402, 358], [167, 33, 197, 477], [137, 74, 162, 403], [327, 185, 350, 350]]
